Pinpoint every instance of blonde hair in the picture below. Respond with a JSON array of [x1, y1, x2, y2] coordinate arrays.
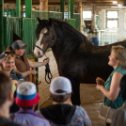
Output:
[[4, 53, 15, 62], [111, 45, 126, 67]]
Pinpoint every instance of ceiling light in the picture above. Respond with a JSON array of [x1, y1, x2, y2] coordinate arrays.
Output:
[[112, 1, 118, 5]]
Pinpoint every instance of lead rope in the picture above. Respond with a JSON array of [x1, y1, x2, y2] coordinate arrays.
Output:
[[34, 45, 53, 84], [43, 54, 53, 84]]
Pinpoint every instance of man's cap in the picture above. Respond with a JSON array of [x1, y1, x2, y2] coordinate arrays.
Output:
[[50, 76, 72, 96], [15, 82, 40, 107], [11, 40, 26, 50]]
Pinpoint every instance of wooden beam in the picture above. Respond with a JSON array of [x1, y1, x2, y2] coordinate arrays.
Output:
[[39, 0, 48, 11], [4, 0, 123, 6]]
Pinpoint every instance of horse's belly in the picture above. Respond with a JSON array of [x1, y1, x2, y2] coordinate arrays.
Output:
[[59, 64, 112, 84]]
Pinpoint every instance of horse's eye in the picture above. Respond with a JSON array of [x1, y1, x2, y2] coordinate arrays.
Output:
[[44, 32, 49, 35]]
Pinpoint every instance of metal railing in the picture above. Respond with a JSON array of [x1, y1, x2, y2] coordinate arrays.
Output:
[[98, 29, 118, 45]]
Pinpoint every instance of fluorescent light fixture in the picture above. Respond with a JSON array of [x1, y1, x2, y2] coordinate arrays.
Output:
[[112, 1, 118, 5]]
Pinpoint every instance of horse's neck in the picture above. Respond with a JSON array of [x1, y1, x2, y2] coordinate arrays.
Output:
[[54, 22, 89, 52], [51, 40, 93, 61], [52, 46, 66, 58], [51, 48, 61, 66]]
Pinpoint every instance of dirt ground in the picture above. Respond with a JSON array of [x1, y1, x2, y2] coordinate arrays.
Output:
[[38, 50, 105, 126]]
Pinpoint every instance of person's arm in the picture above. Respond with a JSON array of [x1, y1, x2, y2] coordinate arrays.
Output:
[[29, 59, 49, 68], [96, 72, 123, 101], [21, 69, 36, 78], [11, 80, 18, 93], [96, 77, 105, 85]]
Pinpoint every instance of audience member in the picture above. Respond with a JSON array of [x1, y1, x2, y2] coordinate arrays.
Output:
[[96, 45, 126, 125], [1, 53, 23, 83], [12, 81, 50, 126], [0, 51, 13, 70], [90, 31, 99, 46], [1, 53, 24, 113], [40, 76, 92, 126], [0, 71, 21, 126], [11, 40, 48, 82]]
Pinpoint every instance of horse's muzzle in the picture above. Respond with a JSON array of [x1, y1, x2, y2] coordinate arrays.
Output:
[[34, 47, 44, 57]]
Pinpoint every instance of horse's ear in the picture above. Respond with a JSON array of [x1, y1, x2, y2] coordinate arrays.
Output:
[[13, 32, 21, 42], [37, 17, 41, 23]]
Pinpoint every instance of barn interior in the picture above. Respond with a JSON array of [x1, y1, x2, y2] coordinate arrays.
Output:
[[1, 0, 126, 126]]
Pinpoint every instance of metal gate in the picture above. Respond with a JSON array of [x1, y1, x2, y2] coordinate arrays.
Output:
[[2, 11, 80, 54]]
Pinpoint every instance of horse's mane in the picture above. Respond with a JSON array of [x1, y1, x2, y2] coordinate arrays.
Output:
[[49, 18, 92, 52], [52, 18, 89, 43]]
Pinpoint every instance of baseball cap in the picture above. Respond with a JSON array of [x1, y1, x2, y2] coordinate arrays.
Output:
[[15, 82, 40, 107], [11, 40, 26, 50], [50, 76, 72, 96]]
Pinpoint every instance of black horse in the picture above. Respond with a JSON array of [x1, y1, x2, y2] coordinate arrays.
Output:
[[34, 18, 126, 105]]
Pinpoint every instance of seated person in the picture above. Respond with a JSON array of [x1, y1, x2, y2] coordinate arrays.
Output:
[[0, 71, 21, 126], [0, 50, 16, 70], [10, 40, 49, 82], [1, 53, 24, 90], [1, 53, 24, 113], [12, 81, 50, 126], [39, 76, 92, 126]]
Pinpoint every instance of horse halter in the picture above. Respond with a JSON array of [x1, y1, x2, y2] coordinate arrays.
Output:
[[35, 45, 45, 53]]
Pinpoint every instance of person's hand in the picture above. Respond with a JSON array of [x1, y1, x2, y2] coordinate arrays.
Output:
[[96, 77, 104, 91], [43, 58, 49, 65], [96, 83, 103, 90], [30, 70, 37, 75], [12, 80, 18, 87], [11, 80, 18, 93], [96, 77, 105, 85]]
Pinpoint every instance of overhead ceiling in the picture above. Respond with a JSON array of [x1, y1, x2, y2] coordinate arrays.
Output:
[[4, 0, 125, 6]]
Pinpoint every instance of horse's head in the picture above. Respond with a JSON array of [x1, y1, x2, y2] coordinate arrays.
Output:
[[34, 18, 91, 58], [34, 18, 57, 58]]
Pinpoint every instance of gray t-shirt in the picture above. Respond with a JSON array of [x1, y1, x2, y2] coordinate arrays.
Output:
[[69, 106, 92, 126]]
